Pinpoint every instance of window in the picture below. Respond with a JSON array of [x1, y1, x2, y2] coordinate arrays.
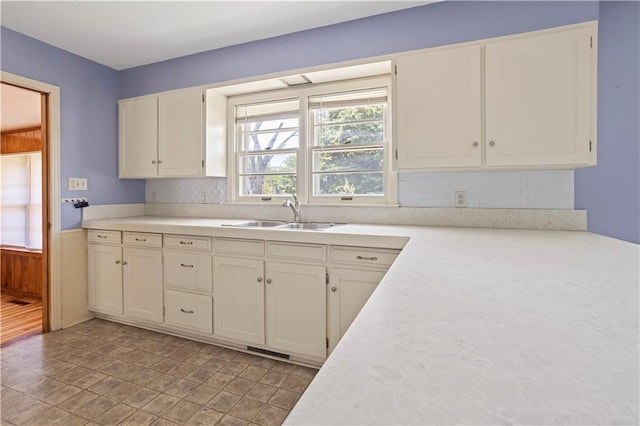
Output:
[[0, 152, 42, 250], [229, 77, 395, 204]]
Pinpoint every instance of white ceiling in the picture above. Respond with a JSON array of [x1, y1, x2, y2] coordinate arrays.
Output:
[[1, 1, 430, 71], [1, 83, 41, 132]]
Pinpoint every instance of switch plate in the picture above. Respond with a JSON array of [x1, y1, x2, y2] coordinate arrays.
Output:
[[455, 191, 466, 208], [68, 178, 88, 191]]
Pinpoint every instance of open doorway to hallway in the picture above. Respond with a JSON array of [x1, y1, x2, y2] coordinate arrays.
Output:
[[1, 82, 50, 346]]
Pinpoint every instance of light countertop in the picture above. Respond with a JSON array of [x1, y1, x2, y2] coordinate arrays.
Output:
[[83, 216, 639, 424]]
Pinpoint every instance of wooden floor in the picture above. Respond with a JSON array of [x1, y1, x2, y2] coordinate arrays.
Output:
[[0, 293, 42, 347]]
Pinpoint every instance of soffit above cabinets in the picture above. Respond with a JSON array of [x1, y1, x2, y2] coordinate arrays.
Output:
[[1, 1, 433, 70], [215, 61, 392, 97]]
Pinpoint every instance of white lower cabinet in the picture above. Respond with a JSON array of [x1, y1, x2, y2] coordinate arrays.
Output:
[[123, 247, 163, 323], [327, 268, 386, 354], [165, 290, 213, 334], [213, 256, 265, 344], [88, 243, 123, 316], [265, 261, 327, 358]]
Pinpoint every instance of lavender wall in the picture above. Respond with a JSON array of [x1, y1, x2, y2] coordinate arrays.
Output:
[[120, 1, 598, 98], [1, 27, 145, 230], [575, 1, 640, 244]]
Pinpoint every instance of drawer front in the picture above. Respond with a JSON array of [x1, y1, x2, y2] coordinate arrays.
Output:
[[330, 246, 400, 267], [214, 238, 264, 257], [123, 232, 162, 248], [267, 241, 326, 263], [88, 229, 121, 245], [164, 251, 213, 293], [165, 290, 213, 334], [164, 235, 212, 252]]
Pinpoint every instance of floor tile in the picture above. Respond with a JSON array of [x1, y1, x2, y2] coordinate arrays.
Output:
[[0, 319, 312, 426]]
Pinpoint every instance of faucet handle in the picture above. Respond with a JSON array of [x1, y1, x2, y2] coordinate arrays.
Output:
[[292, 193, 300, 207]]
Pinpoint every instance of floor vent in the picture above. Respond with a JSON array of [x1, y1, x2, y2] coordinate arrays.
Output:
[[247, 346, 290, 359], [8, 300, 30, 306]]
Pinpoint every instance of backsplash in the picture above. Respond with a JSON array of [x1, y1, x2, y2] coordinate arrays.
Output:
[[145, 171, 574, 209]]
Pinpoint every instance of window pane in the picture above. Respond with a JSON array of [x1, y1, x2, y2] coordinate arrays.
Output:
[[240, 153, 296, 174], [315, 120, 383, 146], [314, 172, 384, 196], [314, 148, 383, 172], [240, 175, 296, 196], [315, 104, 384, 125], [241, 127, 299, 151]]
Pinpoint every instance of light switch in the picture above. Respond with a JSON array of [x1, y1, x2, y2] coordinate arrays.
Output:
[[68, 177, 88, 191]]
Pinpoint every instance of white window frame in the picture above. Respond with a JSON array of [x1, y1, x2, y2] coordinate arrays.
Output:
[[227, 77, 397, 205]]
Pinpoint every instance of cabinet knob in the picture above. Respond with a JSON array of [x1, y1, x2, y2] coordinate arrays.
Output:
[[473, 141, 479, 147], [257, 277, 263, 283], [266, 279, 272, 284], [157, 160, 163, 164], [331, 286, 337, 292], [489, 140, 495, 147], [151, 160, 157, 164], [115, 260, 121, 264], [122, 261, 128, 266]]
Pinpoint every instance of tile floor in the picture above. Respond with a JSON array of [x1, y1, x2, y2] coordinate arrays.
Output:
[[0, 319, 317, 425]]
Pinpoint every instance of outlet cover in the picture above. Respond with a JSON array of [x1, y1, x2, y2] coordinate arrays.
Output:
[[68, 177, 88, 191], [455, 191, 466, 208]]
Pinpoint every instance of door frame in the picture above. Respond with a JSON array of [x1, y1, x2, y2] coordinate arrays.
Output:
[[2, 71, 62, 331]]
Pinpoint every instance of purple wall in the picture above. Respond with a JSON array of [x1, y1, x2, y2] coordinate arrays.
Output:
[[1, 27, 145, 230], [120, 1, 598, 98], [575, 1, 640, 244]]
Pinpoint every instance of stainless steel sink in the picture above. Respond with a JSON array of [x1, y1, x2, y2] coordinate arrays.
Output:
[[225, 220, 341, 230], [226, 220, 287, 228], [280, 222, 339, 231]]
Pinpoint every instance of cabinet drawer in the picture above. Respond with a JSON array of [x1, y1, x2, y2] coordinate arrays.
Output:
[[214, 238, 264, 257], [123, 232, 162, 248], [164, 235, 212, 252], [164, 251, 213, 293], [88, 230, 121, 245], [165, 290, 213, 334], [330, 246, 400, 268], [267, 241, 326, 263]]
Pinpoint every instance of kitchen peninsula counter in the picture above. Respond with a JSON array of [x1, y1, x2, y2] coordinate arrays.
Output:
[[82, 216, 639, 424]]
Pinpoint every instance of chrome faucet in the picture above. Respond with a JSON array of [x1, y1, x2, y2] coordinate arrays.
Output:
[[281, 194, 301, 222]]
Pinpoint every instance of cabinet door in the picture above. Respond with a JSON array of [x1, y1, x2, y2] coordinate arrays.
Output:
[[485, 27, 593, 167], [327, 269, 386, 354], [123, 247, 163, 323], [394, 45, 482, 169], [119, 96, 158, 178], [88, 244, 123, 315], [265, 262, 326, 358], [213, 256, 265, 345], [158, 89, 204, 177]]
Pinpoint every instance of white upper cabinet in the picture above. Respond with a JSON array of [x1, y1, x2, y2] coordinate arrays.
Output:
[[119, 88, 226, 178], [395, 45, 482, 169], [485, 27, 594, 167], [119, 96, 158, 178], [393, 22, 596, 171]]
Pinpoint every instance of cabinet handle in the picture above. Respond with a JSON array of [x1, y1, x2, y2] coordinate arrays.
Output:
[[152, 160, 157, 164], [135, 238, 147, 242], [180, 309, 194, 314], [266, 279, 272, 284], [356, 255, 378, 261], [122, 261, 128, 266], [180, 263, 194, 268], [331, 286, 337, 292], [489, 140, 495, 147], [257, 277, 263, 283], [179, 241, 193, 245], [158, 160, 163, 164], [473, 141, 479, 147], [115, 260, 121, 264], [97, 235, 107, 239]]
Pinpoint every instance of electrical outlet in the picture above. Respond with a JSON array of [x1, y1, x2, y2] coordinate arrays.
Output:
[[200, 192, 208, 204], [68, 177, 87, 191], [455, 191, 466, 208]]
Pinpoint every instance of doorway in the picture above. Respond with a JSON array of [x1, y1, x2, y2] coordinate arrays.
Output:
[[0, 82, 50, 346]]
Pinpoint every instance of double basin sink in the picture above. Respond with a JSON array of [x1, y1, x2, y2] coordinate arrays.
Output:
[[225, 220, 341, 231]]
